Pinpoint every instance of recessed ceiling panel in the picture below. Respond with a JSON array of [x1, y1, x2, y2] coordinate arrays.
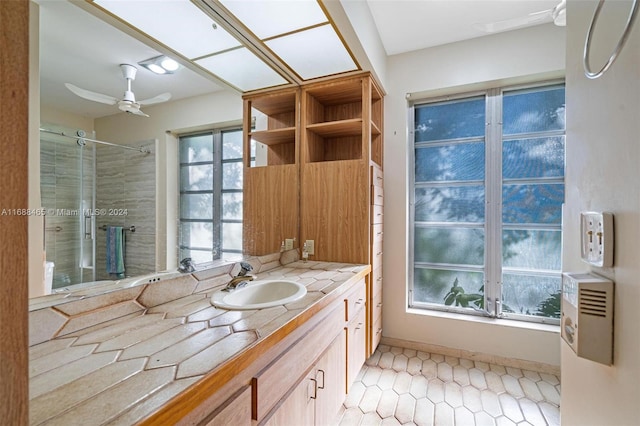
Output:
[[219, 0, 327, 39], [94, 0, 241, 59], [195, 48, 288, 92], [266, 24, 357, 80]]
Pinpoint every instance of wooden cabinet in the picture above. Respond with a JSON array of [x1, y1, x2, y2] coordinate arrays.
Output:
[[299, 73, 384, 357], [242, 88, 300, 256], [263, 334, 345, 426], [242, 73, 384, 401], [369, 164, 384, 353]]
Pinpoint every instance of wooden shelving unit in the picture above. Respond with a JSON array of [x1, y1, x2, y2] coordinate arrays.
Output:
[[242, 72, 384, 356], [300, 73, 384, 356], [242, 88, 300, 255]]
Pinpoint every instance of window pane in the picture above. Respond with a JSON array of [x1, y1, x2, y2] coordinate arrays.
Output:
[[181, 165, 213, 191], [180, 194, 213, 219], [180, 133, 213, 163], [502, 184, 564, 224], [415, 186, 484, 223], [222, 193, 242, 220], [222, 162, 243, 190], [413, 267, 485, 308], [502, 229, 562, 270], [415, 142, 485, 182], [503, 86, 566, 135], [414, 227, 484, 265], [502, 273, 561, 318], [181, 222, 213, 249], [222, 130, 243, 160], [503, 137, 565, 179], [415, 97, 485, 142], [222, 222, 242, 251]]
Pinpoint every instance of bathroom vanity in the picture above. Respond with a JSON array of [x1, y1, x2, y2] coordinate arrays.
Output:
[[28, 256, 370, 425]]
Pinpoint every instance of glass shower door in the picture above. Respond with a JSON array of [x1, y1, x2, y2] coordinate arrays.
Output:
[[40, 125, 97, 290]]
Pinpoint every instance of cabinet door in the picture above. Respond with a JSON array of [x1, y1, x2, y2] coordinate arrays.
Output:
[[315, 332, 346, 426], [347, 307, 366, 391], [263, 371, 315, 426]]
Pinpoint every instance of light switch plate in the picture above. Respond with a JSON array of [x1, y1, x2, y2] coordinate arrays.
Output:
[[580, 212, 614, 267]]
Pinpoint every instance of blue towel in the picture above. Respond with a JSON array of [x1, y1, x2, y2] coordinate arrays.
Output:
[[106, 226, 125, 278]]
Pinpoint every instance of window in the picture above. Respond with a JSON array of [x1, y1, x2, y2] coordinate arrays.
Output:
[[410, 83, 565, 324], [179, 127, 244, 264]]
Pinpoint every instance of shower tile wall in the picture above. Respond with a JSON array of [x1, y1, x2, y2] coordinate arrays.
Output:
[[95, 140, 156, 280], [41, 135, 94, 288]]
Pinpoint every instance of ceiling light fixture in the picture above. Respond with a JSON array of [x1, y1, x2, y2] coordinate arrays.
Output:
[[138, 55, 180, 75]]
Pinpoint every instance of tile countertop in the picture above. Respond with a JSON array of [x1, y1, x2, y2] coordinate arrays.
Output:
[[28, 260, 369, 425]]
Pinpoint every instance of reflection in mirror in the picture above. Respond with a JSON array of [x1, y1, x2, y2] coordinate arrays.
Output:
[[40, 124, 157, 292]]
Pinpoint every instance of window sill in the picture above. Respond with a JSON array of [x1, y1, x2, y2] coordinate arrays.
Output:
[[406, 307, 560, 334]]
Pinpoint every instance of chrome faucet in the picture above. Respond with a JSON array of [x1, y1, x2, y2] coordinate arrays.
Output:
[[223, 261, 255, 291], [178, 257, 196, 273]]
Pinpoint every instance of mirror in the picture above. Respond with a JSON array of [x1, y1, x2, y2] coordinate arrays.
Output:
[[32, 0, 299, 302]]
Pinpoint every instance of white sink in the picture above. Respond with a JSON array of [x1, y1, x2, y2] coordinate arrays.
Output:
[[210, 279, 307, 310]]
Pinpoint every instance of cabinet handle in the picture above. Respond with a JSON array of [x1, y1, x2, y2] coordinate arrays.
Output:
[[376, 328, 382, 335], [356, 298, 363, 305], [310, 378, 317, 400], [377, 277, 382, 282], [377, 302, 382, 308], [355, 322, 363, 330], [317, 369, 325, 390], [376, 251, 383, 256]]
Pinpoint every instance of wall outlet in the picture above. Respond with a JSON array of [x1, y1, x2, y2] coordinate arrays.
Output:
[[285, 238, 294, 251], [305, 239, 315, 255]]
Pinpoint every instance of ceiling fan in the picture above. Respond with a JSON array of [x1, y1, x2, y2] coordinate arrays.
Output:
[[65, 64, 171, 117], [475, 0, 566, 33]]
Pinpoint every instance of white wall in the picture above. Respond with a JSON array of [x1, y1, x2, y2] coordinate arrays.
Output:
[[382, 24, 566, 366], [94, 90, 242, 271], [561, 1, 640, 424]]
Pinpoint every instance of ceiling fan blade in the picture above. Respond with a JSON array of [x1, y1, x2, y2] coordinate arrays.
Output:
[[65, 83, 118, 105], [474, 8, 553, 33], [138, 92, 171, 106], [131, 109, 150, 117]]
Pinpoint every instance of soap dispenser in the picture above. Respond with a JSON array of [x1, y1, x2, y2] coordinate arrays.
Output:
[[302, 242, 309, 262]]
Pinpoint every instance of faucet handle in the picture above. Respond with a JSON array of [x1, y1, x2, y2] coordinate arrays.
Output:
[[237, 261, 253, 276]]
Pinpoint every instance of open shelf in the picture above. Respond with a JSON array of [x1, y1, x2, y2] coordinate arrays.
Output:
[[250, 127, 296, 146], [245, 89, 298, 167]]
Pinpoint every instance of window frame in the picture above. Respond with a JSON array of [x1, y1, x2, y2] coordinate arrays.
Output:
[[408, 80, 565, 325]]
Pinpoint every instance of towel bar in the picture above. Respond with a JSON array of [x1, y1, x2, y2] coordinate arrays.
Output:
[[100, 225, 136, 233]]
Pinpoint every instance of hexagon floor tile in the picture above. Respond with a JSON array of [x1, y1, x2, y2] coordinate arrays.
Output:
[[337, 344, 560, 426]]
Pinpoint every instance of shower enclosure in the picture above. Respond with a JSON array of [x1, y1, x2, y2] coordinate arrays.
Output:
[[40, 125, 97, 289], [40, 124, 157, 291]]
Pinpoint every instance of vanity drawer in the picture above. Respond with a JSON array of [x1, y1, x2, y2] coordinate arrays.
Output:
[[372, 223, 383, 244], [371, 204, 384, 224], [373, 289, 383, 326], [372, 266, 382, 298], [371, 185, 384, 206], [345, 280, 366, 323], [372, 241, 383, 269], [371, 165, 383, 188], [372, 316, 383, 351]]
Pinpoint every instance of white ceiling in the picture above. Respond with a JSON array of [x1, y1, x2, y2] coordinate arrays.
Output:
[[38, 0, 562, 119]]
